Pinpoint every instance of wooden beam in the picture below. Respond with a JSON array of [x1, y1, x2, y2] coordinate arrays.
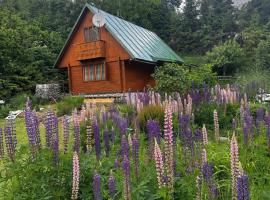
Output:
[[68, 64, 72, 94], [121, 60, 126, 92]]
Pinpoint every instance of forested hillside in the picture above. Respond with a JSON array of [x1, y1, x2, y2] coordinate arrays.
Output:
[[0, 0, 270, 100]]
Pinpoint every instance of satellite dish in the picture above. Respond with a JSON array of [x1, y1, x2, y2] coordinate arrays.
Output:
[[92, 12, 106, 28]]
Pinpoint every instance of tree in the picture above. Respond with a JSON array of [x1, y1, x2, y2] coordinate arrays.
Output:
[[255, 38, 270, 70], [206, 40, 245, 75]]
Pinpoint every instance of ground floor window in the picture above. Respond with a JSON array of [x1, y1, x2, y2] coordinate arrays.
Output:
[[83, 63, 106, 81]]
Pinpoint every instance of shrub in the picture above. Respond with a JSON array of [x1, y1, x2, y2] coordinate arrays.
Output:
[[152, 63, 190, 94], [194, 103, 240, 131], [137, 105, 164, 130], [56, 96, 84, 116]]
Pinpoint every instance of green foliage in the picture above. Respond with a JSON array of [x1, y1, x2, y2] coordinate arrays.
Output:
[[206, 40, 246, 75], [56, 96, 84, 116], [194, 103, 240, 131], [152, 63, 190, 94], [255, 38, 270, 70], [189, 64, 217, 87], [137, 105, 164, 130]]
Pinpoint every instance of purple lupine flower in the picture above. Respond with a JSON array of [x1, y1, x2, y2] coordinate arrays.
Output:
[[237, 174, 249, 200], [25, 107, 38, 158], [266, 108, 270, 153], [243, 123, 249, 146], [52, 113, 59, 164], [93, 120, 101, 160], [0, 128, 4, 158], [132, 134, 140, 181], [73, 111, 80, 153], [63, 115, 70, 154], [53, 137, 59, 165], [108, 171, 116, 197], [146, 119, 161, 144], [93, 172, 102, 200], [114, 158, 119, 168], [4, 124, 15, 162], [122, 155, 131, 200], [195, 129, 203, 142], [103, 128, 110, 157], [111, 126, 115, 144], [202, 162, 213, 183], [210, 184, 219, 199], [120, 118, 128, 137], [32, 111, 41, 149], [121, 135, 129, 158], [44, 110, 54, 148], [255, 109, 264, 134]]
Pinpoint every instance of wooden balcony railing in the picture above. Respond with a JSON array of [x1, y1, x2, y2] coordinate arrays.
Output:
[[73, 40, 106, 61]]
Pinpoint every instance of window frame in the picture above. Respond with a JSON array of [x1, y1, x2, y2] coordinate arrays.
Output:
[[83, 62, 107, 82]]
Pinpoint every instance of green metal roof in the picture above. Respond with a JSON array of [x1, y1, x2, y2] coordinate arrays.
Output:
[[87, 4, 183, 63], [54, 3, 183, 67]]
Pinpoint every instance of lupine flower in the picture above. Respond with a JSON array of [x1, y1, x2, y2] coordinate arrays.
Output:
[[4, 124, 15, 162], [121, 135, 129, 158], [230, 133, 239, 199], [237, 173, 249, 200], [44, 110, 54, 148], [256, 108, 264, 134], [146, 119, 161, 145], [196, 175, 202, 200], [120, 118, 128, 137], [154, 139, 164, 188], [122, 155, 131, 200], [0, 128, 4, 158], [71, 152, 79, 200], [114, 158, 119, 168], [202, 124, 208, 146], [104, 128, 110, 157], [53, 137, 59, 165], [202, 162, 213, 183], [213, 110, 220, 142], [210, 184, 219, 199], [164, 104, 174, 194], [108, 170, 116, 198], [201, 148, 207, 167], [93, 121, 101, 160], [132, 133, 140, 181], [93, 172, 102, 200], [32, 111, 41, 150], [25, 107, 38, 158], [63, 115, 70, 154], [265, 108, 270, 153], [73, 110, 80, 153]]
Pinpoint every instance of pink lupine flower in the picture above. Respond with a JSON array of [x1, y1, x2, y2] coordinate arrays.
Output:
[[154, 139, 164, 188], [230, 133, 239, 200], [164, 104, 174, 194], [202, 124, 208, 146], [71, 152, 79, 200], [201, 148, 207, 167], [213, 110, 220, 142]]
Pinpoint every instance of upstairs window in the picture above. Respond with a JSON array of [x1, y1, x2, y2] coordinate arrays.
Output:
[[83, 63, 106, 81], [84, 26, 99, 42]]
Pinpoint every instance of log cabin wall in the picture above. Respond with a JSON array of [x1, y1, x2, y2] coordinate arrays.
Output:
[[57, 10, 130, 94], [124, 61, 156, 91]]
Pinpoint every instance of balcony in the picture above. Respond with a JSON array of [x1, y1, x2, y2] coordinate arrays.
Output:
[[73, 40, 106, 61]]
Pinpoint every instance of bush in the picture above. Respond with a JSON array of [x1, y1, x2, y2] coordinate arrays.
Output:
[[194, 103, 240, 131], [56, 96, 84, 116], [152, 63, 190, 94], [138, 105, 164, 130]]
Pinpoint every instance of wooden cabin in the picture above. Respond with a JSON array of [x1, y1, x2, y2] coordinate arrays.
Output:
[[54, 3, 183, 95]]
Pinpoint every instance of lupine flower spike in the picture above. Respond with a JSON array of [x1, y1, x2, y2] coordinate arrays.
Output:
[[71, 152, 79, 200], [230, 132, 239, 200], [202, 124, 208, 146], [108, 170, 116, 198], [213, 110, 220, 143], [164, 104, 174, 195], [154, 139, 164, 188], [0, 128, 4, 158], [122, 155, 131, 200], [93, 172, 102, 200]]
